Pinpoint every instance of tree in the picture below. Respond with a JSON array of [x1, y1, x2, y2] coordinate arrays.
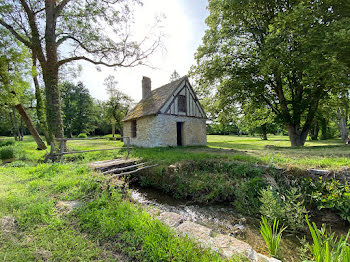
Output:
[[239, 102, 279, 140], [0, 0, 161, 142], [191, 0, 350, 146], [104, 75, 133, 138], [169, 70, 181, 82], [61, 81, 95, 137], [0, 30, 46, 149]]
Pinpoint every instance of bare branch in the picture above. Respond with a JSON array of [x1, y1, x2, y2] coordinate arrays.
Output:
[[58, 56, 143, 68], [0, 19, 32, 48]]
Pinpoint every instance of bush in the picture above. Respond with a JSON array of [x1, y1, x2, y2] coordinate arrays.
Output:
[[6, 161, 28, 168], [234, 177, 267, 216], [0, 146, 15, 160], [77, 133, 88, 138], [0, 140, 15, 147], [260, 187, 308, 233]]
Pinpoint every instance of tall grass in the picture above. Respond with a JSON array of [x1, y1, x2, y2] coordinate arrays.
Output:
[[260, 216, 286, 258], [306, 216, 350, 262]]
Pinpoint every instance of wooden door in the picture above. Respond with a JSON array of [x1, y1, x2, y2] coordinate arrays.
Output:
[[177, 122, 183, 146]]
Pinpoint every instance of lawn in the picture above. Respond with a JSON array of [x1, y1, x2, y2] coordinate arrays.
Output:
[[1, 134, 349, 169]]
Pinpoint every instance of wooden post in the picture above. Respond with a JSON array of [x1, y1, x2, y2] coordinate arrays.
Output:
[[59, 139, 65, 163], [44, 141, 55, 163], [126, 137, 130, 159]]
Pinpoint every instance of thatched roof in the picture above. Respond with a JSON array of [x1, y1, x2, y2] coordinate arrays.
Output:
[[123, 76, 187, 121]]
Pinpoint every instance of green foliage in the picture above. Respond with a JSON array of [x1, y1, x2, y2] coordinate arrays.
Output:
[[0, 145, 15, 160], [137, 160, 267, 205], [260, 187, 308, 233], [77, 133, 88, 138], [0, 140, 14, 147], [234, 177, 267, 216], [260, 216, 286, 258], [0, 162, 228, 262], [61, 82, 96, 137], [305, 216, 350, 262], [77, 191, 223, 262], [304, 178, 350, 223], [191, 0, 350, 147]]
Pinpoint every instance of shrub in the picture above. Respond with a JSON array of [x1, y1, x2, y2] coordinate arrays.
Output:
[[260, 216, 286, 258], [305, 178, 350, 223], [0, 140, 15, 147], [0, 146, 15, 160], [260, 187, 308, 233], [6, 161, 28, 168], [77, 133, 88, 138], [234, 177, 267, 215]]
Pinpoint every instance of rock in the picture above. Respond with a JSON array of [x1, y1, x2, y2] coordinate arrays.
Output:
[[176, 221, 213, 248], [213, 234, 257, 261], [308, 169, 331, 176], [257, 253, 281, 262], [158, 212, 183, 227]]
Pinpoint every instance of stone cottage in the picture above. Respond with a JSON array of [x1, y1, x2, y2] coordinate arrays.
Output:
[[122, 76, 207, 147]]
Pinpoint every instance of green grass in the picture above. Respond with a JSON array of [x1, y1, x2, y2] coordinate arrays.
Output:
[[0, 163, 231, 261], [1, 133, 349, 169]]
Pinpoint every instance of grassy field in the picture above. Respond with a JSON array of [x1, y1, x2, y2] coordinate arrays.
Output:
[[0, 163, 233, 261], [2, 134, 348, 169]]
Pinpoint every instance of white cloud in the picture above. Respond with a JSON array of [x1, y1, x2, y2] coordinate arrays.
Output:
[[75, 0, 208, 102]]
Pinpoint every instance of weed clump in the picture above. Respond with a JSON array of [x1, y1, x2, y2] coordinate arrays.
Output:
[[0, 146, 15, 160]]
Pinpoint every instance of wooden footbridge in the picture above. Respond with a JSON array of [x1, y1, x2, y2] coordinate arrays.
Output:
[[45, 136, 157, 176], [88, 158, 157, 178]]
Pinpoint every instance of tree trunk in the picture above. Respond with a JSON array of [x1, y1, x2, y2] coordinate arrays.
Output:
[[9, 112, 18, 141], [261, 124, 268, 140], [20, 117, 24, 141], [286, 124, 309, 147], [14, 103, 47, 150], [310, 120, 319, 140], [112, 123, 115, 139], [12, 108, 21, 141], [41, 2, 64, 143], [33, 55, 50, 144], [337, 108, 348, 141]]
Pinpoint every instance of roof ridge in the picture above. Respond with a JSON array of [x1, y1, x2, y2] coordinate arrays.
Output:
[[123, 76, 188, 121]]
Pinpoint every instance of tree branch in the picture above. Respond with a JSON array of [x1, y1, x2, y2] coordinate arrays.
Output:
[[56, 0, 71, 16], [58, 56, 143, 67], [0, 19, 32, 48]]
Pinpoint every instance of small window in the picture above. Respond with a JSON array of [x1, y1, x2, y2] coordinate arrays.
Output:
[[178, 95, 186, 112], [131, 120, 137, 138]]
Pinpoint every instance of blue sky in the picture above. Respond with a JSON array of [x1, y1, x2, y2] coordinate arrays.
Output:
[[75, 0, 209, 102]]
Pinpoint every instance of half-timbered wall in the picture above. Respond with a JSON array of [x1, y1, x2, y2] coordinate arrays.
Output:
[[159, 81, 206, 119]]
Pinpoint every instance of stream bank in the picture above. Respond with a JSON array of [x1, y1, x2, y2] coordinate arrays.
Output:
[[127, 159, 350, 261]]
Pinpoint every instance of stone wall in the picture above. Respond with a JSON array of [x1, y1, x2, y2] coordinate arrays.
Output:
[[123, 114, 206, 147]]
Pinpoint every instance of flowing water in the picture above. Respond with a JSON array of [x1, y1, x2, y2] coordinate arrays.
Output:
[[129, 185, 350, 261], [129, 185, 303, 261]]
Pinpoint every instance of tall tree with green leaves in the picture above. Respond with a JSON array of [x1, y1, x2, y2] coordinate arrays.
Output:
[[61, 81, 95, 137], [191, 0, 350, 146], [0, 30, 46, 149], [0, 0, 161, 142], [104, 75, 133, 138]]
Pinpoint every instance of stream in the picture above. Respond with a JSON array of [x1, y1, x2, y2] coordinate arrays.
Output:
[[129, 184, 350, 261], [129, 185, 303, 261]]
